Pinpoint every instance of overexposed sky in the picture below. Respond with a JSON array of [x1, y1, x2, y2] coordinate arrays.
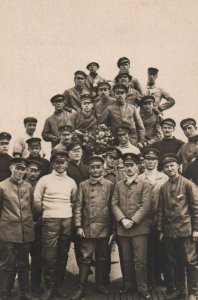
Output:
[[1, 0, 198, 155]]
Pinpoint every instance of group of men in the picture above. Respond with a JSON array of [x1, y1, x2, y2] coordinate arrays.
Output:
[[0, 57, 198, 300]]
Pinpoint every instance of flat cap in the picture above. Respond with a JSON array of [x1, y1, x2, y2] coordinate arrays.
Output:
[[10, 157, 27, 167], [58, 124, 74, 133], [50, 94, 65, 103], [117, 57, 130, 67], [80, 94, 93, 102], [140, 95, 155, 106], [74, 70, 87, 79], [148, 67, 159, 75], [117, 126, 131, 135], [96, 81, 111, 91], [0, 132, 11, 141], [87, 155, 105, 165], [24, 117, 37, 124], [113, 83, 128, 93], [86, 62, 99, 70], [180, 118, 196, 129], [27, 159, 42, 170], [161, 153, 179, 167], [66, 142, 82, 152], [50, 151, 68, 163], [143, 148, 159, 159], [26, 137, 41, 147], [161, 118, 176, 128], [115, 70, 132, 82], [122, 153, 139, 164], [106, 147, 122, 159]]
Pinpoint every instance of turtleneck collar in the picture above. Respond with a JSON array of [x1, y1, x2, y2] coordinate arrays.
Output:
[[52, 170, 67, 177]]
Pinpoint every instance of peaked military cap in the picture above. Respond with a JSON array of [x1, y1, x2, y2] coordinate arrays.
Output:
[[143, 148, 160, 159], [96, 81, 111, 91], [10, 157, 27, 167], [117, 126, 131, 135], [115, 70, 132, 82], [74, 70, 87, 78], [24, 117, 37, 124], [140, 95, 155, 106], [117, 57, 130, 67], [27, 159, 42, 170], [50, 94, 65, 103], [26, 137, 41, 147], [58, 124, 74, 133], [161, 118, 176, 128], [50, 151, 68, 163], [0, 132, 11, 141], [106, 147, 122, 159], [113, 83, 128, 93], [86, 62, 100, 70], [87, 155, 105, 165], [80, 94, 93, 102], [148, 67, 159, 75], [180, 118, 196, 129], [66, 142, 82, 152], [122, 153, 139, 164], [161, 153, 179, 167]]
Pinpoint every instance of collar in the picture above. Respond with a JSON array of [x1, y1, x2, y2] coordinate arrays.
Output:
[[9, 177, 24, 185], [54, 109, 64, 115], [124, 174, 139, 185], [103, 167, 117, 176], [52, 170, 67, 177], [89, 176, 104, 185], [146, 83, 156, 89], [169, 174, 180, 184]]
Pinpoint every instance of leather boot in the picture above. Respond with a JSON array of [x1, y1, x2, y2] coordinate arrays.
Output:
[[0, 270, 13, 300], [70, 263, 91, 300], [95, 261, 109, 295], [18, 269, 35, 300], [40, 289, 54, 300]]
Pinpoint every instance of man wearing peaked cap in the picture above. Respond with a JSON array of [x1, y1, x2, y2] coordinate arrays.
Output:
[[178, 118, 198, 173], [103, 147, 123, 184], [0, 132, 12, 182], [84, 62, 106, 97], [0, 153, 34, 300], [116, 57, 142, 94], [158, 152, 198, 300], [95, 81, 116, 119], [26, 137, 50, 178], [63, 71, 89, 112], [112, 150, 152, 299], [51, 124, 75, 156], [142, 67, 175, 113], [116, 126, 140, 155], [34, 147, 77, 299], [42, 94, 76, 148]]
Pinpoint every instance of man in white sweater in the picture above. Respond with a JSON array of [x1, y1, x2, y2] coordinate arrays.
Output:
[[34, 151, 77, 300]]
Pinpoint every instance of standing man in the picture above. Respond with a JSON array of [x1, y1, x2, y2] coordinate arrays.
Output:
[[103, 147, 123, 184], [94, 81, 115, 119], [84, 62, 105, 96], [112, 153, 152, 299], [99, 84, 145, 147], [51, 125, 75, 155], [116, 126, 140, 155], [70, 156, 114, 300], [63, 71, 88, 111], [178, 118, 198, 172], [42, 94, 76, 148], [34, 152, 77, 300], [158, 154, 198, 300], [142, 68, 175, 113], [0, 158, 34, 300], [0, 132, 12, 182]]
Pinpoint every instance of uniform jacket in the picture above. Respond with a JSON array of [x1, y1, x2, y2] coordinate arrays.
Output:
[[158, 175, 198, 238], [73, 110, 97, 132], [74, 177, 114, 238], [178, 141, 197, 173], [63, 87, 89, 111], [94, 96, 115, 118], [0, 178, 34, 243], [129, 76, 143, 94], [112, 176, 152, 237], [184, 157, 198, 186], [0, 153, 12, 182], [84, 74, 105, 95], [67, 160, 89, 186], [99, 102, 145, 145], [126, 87, 142, 106]]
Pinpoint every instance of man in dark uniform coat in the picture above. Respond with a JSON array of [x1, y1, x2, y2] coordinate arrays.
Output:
[[0, 132, 12, 181], [84, 62, 105, 97], [184, 135, 198, 185], [0, 158, 35, 300]]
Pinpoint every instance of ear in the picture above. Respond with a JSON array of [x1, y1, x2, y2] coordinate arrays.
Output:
[[10, 165, 14, 172]]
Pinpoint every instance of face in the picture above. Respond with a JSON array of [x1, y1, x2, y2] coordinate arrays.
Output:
[[163, 161, 179, 177], [98, 86, 110, 98], [53, 100, 64, 111], [89, 162, 103, 178], [28, 145, 41, 157], [117, 131, 129, 145], [162, 124, 174, 138], [119, 62, 130, 71], [124, 162, 138, 177], [142, 101, 154, 113], [106, 155, 117, 168], [25, 122, 36, 135], [26, 166, 40, 181], [0, 139, 9, 154], [10, 165, 26, 182], [69, 146, 83, 162], [114, 88, 126, 105], [81, 100, 93, 113], [52, 160, 68, 173], [60, 131, 72, 144], [118, 74, 130, 86], [145, 158, 158, 170], [88, 63, 98, 73], [138, 159, 146, 174], [183, 125, 197, 138], [74, 75, 85, 88], [148, 73, 157, 85]]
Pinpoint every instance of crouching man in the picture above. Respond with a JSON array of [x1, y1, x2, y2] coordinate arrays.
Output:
[[112, 153, 152, 299], [70, 155, 114, 300]]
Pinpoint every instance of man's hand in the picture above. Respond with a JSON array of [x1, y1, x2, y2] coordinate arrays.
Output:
[[192, 231, 198, 242], [76, 227, 85, 237], [121, 218, 134, 229]]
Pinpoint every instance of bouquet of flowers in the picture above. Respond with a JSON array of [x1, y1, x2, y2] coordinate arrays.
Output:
[[82, 124, 116, 155]]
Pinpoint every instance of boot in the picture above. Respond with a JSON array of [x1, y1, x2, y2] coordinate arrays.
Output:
[[40, 289, 54, 300], [18, 269, 35, 300], [70, 263, 91, 300], [0, 270, 13, 300], [54, 286, 67, 298], [95, 261, 109, 295]]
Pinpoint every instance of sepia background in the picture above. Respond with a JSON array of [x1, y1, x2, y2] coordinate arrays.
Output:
[[1, 0, 198, 157]]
